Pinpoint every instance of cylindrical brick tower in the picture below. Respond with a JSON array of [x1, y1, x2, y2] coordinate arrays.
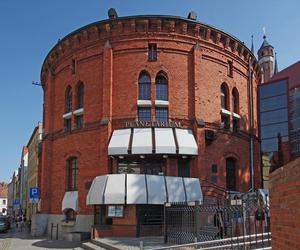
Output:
[[38, 11, 261, 238]]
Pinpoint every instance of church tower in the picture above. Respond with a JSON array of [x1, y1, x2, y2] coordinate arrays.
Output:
[[258, 35, 274, 83]]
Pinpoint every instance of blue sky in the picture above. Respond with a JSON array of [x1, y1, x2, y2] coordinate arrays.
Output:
[[0, 0, 300, 182]]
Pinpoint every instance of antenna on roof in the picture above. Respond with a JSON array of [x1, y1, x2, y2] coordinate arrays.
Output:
[[251, 35, 254, 54], [32, 81, 42, 87], [262, 27, 266, 39]]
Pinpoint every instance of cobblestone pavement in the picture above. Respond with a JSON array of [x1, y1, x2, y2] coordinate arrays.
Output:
[[0, 227, 82, 250]]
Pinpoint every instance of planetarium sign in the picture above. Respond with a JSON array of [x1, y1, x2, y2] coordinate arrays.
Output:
[[125, 120, 182, 128]]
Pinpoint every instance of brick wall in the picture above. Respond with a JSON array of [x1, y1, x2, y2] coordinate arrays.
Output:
[[40, 15, 261, 215], [269, 157, 300, 249]]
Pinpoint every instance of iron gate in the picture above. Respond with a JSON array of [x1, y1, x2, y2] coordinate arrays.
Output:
[[137, 205, 164, 237], [164, 195, 271, 249]]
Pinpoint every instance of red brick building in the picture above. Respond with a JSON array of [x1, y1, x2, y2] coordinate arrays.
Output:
[[269, 157, 300, 250], [38, 10, 261, 238]]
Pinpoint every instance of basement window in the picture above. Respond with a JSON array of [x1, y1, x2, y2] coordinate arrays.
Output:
[[148, 44, 157, 61], [71, 59, 76, 74], [228, 60, 233, 77]]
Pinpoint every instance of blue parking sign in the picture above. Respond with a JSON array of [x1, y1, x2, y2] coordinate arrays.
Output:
[[29, 187, 40, 203]]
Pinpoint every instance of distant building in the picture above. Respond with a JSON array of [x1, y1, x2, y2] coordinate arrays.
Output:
[[7, 180, 13, 216], [0, 182, 8, 215], [11, 169, 20, 216], [26, 122, 43, 234], [20, 147, 28, 216], [258, 35, 276, 83], [259, 60, 300, 188]]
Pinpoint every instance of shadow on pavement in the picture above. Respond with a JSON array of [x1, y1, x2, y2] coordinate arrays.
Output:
[[0, 226, 82, 249], [32, 239, 81, 248]]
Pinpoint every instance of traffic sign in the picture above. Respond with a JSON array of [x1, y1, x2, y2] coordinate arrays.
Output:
[[14, 199, 20, 208], [29, 187, 40, 203]]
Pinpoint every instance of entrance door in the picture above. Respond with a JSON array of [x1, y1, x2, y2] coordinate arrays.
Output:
[[226, 158, 236, 191], [136, 205, 164, 237]]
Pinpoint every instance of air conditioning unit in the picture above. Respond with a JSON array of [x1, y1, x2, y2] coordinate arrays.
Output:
[[205, 129, 216, 141]]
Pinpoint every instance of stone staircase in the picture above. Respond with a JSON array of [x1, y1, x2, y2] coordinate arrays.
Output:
[[75, 238, 121, 250]]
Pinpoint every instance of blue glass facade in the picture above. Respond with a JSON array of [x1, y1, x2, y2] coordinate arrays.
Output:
[[290, 87, 300, 157], [259, 79, 289, 188]]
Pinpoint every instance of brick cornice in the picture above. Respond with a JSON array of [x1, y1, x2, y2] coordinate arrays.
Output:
[[41, 15, 259, 85]]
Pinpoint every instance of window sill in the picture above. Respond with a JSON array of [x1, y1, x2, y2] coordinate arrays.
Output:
[[232, 112, 241, 119], [220, 109, 231, 116], [137, 100, 152, 107], [155, 100, 169, 107], [74, 108, 84, 115], [63, 112, 72, 119]]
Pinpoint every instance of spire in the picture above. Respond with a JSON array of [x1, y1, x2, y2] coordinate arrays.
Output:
[[274, 52, 278, 74], [251, 35, 254, 54]]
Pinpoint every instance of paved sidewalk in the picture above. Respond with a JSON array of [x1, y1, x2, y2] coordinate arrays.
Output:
[[0, 228, 82, 250], [95, 236, 171, 250]]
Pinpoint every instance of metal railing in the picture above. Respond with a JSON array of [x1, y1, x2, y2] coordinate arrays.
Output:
[[150, 232, 271, 250]]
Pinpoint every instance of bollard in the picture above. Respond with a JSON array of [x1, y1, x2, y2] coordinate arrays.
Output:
[[194, 237, 198, 249], [139, 240, 143, 250], [56, 224, 58, 240], [50, 223, 53, 240]]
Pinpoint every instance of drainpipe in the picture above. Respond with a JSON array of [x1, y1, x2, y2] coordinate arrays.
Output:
[[248, 56, 255, 191]]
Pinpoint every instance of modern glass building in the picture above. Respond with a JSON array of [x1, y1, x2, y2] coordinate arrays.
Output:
[[259, 60, 300, 188], [259, 79, 289, 188]]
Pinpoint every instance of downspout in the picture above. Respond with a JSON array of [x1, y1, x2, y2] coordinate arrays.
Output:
[[248, 56, 255, 191]]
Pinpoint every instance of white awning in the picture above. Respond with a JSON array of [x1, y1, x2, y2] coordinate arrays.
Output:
[[155, 128, 176, 154], [62, 191, 78, 212], [104, 174, 126, 204], [132, 128, 152, 154], [165, 176, 186, 203], [184, 178, 203, 202], [108, 128, 198, 156], [126, 174, 147, 204], [86, 175, 107, 205], [87, 174, 202, 205], [146, 175, 167, 204], [175, 128, 198, 155], [108, 129, 131, 155]]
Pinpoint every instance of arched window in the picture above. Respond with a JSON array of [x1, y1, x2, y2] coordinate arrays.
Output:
[[155, 72, 168, 121], [221, 83, 230, 129], [155, 73, 168, 101], [226, 157, 236, 191], [232, 88, 240, 132], [67, 158, 78, 191], [232, 88, 239, 114], [138, 72, 151, 100], [77, 83, 84, 109], [65, 86, 72, 113], [220, 83, 229, 110]]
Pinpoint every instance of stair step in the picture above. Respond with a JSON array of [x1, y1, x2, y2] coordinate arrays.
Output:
[[81, 241, 107, 250], [91, 239, 121, 250]]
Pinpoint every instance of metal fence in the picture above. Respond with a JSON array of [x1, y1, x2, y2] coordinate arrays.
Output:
[[163, 193, 271, 249]]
